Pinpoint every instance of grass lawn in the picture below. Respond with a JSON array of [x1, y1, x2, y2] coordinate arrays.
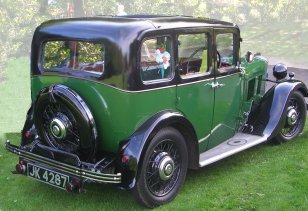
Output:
[[1, 123, 308, 210]]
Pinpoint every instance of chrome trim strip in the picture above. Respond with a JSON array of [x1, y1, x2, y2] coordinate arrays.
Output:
[[32, 75, 177, 94], [6, 142, 121, 183], [33, 70, 240, 93]]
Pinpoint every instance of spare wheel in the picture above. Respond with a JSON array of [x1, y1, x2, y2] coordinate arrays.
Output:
[[34, 84, 97, 161]]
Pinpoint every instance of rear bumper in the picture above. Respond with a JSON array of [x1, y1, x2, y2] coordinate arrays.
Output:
[[6, 140, 121, 184]]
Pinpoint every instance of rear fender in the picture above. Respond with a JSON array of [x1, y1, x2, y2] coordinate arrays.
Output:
[[117, 110, 198, 189]]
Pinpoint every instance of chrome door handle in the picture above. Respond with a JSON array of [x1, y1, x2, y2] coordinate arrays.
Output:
[[204, 82, 225, 89], [217, 83, 225, 88]]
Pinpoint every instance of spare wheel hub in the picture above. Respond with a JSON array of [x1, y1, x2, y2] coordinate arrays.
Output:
[[50, 117, 67, 139]]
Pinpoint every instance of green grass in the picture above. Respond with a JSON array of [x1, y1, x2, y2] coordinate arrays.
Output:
[[1, 124, 308, 210]]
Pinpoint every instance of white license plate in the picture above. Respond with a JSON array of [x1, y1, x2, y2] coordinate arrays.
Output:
[[27, 163, 69, 190]]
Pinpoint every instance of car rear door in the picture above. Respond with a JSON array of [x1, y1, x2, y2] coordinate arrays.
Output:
[[175, 29, 215, 151]]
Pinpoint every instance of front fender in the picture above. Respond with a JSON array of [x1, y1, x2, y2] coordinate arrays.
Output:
[[116, 110, 197, 189], [247, 80, 308, 139]]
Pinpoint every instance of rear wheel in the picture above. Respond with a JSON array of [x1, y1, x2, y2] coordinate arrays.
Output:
[[273, 91, 306, 144], [133, 127, 188, 208]]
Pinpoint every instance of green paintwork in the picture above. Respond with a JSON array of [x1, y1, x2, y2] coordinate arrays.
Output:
[[176, 78, 215, 152], [31, 56, 267, 154], [207, 72, 243, 149], [237, 56, 267, 128], [31, 76, 177, 153]]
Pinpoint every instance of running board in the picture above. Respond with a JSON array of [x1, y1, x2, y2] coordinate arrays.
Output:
[[199, 133, 267, 167]]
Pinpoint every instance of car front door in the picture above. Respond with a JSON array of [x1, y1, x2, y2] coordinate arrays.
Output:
[[175, 29, 215, 152], [206, 28, 243, 149]]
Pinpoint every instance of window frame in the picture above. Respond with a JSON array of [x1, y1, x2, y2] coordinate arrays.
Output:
[[214, 28, 241, 76], [138, 35, 175, 85], [39, 39, 106, 78], [177, 32, 211, 80], [174, 28, 214, 84]]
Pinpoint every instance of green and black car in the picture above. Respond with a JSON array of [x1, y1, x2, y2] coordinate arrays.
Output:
[[6, 15, 308, 208]]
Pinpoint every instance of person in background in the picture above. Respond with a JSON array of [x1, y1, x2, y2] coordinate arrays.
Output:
[[117, 3, 127, 16]]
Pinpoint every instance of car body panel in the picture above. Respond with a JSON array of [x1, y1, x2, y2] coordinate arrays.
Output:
[[207, 72, 243, 149], [31, 76, 177, 152], [176, 77, 215, 152]]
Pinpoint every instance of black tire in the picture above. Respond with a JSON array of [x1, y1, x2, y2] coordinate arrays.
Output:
[[133, 127, 188, 208], [273, 91, 306, 144], [34, 84, 97, 161]]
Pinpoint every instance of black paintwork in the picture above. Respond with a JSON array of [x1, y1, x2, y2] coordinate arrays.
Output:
[[32, 142, 81, 166], [246, 80, 308, 139], [21, 104, 35, 146], [32, 16, 238, 91], [117, 110, 199, 189]]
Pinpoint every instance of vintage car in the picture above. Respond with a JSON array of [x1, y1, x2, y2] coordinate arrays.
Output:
[[6, 15, 308, 208]]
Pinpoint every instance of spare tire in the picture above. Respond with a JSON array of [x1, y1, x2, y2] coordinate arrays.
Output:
[[34, 84, 97, 161]]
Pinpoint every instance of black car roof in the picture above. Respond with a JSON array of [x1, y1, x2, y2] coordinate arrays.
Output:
[[34, 15, 237, 44]]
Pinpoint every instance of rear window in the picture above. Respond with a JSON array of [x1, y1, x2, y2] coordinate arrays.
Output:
[[42, 41, 105, 75]]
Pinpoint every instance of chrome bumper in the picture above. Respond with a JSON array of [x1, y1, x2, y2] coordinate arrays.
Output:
[[6, 140, 121, 184]]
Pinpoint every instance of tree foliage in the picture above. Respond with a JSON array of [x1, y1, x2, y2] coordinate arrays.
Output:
[[0, 0, 307, 77]]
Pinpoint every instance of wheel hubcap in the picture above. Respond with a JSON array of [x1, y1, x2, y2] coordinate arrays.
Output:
[[287, 107, 298, 126], [158, 154, 175, 181], [50, 117, 67, 139]]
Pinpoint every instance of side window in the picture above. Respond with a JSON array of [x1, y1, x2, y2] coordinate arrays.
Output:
[[216, 33, 235, 72], [140, 36, 172, 82], [43, 41, 104, 75], [178, 33, 209, 79]]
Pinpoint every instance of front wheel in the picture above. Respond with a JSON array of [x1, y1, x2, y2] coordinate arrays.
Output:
[[133, 127, 188, 208], [273, 91, 307, 144]]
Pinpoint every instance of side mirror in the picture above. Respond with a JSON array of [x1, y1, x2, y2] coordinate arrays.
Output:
[[246, 51, 253, 63], [273, 63, 287, 81]]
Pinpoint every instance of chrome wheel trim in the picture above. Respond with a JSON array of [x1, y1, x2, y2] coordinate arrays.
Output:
[[158, 154, 175, 181], [50, 118, 67, 139], [286, 107, 298, 126]]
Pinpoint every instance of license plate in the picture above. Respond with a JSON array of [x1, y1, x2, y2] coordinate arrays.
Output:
[[27, 163, 69, 190]]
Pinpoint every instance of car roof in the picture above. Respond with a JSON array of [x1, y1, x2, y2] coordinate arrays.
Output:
[[35, 15, 237, 44]]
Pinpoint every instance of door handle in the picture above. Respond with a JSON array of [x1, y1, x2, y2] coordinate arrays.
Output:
[[204, 82, 225, 89]]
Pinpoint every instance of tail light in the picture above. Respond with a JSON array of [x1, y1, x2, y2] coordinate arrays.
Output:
[[65, 178, 84, 193]]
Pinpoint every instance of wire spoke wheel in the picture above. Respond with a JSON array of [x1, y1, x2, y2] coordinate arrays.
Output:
[[133, 127, 188, 208], [34, 84, 97, 161], [274, 91, 306, 143], [146, 140, 180, 197], [41, 102, 80, 152]]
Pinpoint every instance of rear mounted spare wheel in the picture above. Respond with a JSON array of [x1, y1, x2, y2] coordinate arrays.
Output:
[[34, 84, 97, 161]]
